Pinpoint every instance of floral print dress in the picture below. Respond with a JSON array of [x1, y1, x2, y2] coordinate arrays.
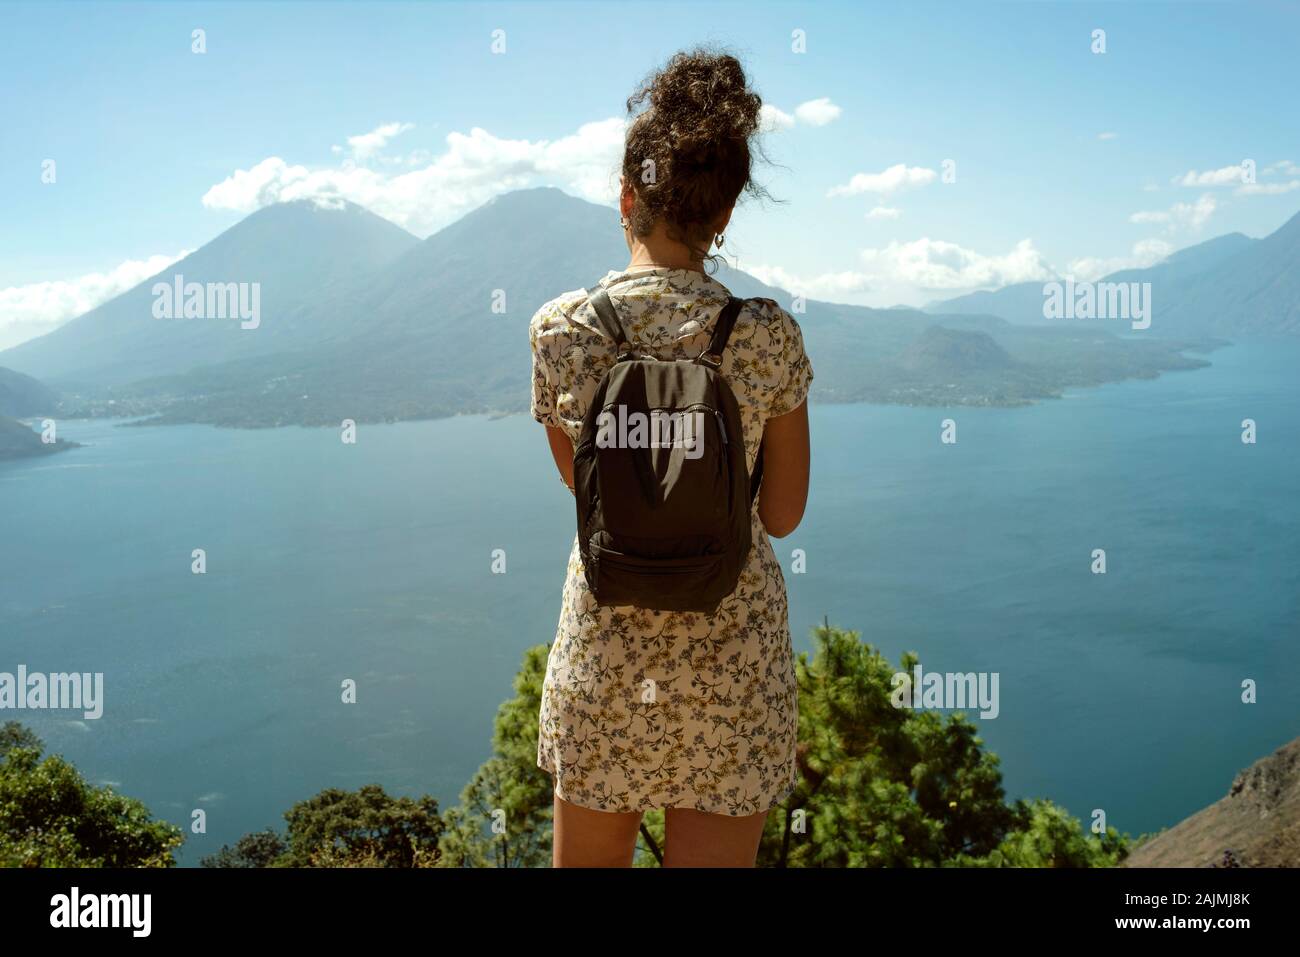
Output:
[[529, 264, 814, 817]]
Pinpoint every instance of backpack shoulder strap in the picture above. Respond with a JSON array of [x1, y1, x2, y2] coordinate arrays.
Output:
[[585, 286, 629, 350], [697, 296, 766, 504], [697, 297, 746, 369], [750, 438, 765, 506]]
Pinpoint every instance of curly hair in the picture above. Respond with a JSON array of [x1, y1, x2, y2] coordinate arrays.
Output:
[[621, 47, 769, 263]]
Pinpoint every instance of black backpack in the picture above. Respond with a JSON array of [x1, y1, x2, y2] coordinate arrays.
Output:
[[572, 283, 763, 614]]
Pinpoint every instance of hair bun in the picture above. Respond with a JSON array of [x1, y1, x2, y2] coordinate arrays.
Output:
[[622, 47, 768, 254], [646, 51, 761, 141]]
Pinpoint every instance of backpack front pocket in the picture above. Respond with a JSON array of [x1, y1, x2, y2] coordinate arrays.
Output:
[[588, 544, 725, 611]]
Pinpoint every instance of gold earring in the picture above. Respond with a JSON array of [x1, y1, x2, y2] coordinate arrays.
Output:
[[715, 233, 725, 248]]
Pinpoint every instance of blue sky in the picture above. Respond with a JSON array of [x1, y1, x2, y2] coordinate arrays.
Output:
[[2, 0, 1297, 341]]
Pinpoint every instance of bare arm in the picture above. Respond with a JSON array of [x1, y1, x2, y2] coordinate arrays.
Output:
[[757, 400, 810, 538], [545, 425, 575, 491]]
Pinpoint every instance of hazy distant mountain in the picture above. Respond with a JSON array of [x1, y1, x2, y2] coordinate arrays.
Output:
[[924, 282, 1057, 327], [925, 226, 1287, 336], [1110, 231, 1258, 285], [1162, 211, 1300, 335], [0, 200, 420, 388], [900, 326, 1015, 374], [3, 188, 1220, 427], [0, 366, 59, 417], [0, 367, 74, 459], [0, 414, 77, 460], [108, 188, 634, 425], [103, 188, 718, 424]]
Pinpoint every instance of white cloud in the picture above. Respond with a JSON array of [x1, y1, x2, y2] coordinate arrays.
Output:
[[742, 263, 873, 299], [793, 97, 842, 126], [1237, 179, 1300, 196], [759, 104, 795, 132], [1133, 237, 1175, 261], [202, 119, 627, 237], [335, 121, 415, 162], [1098, 131, 1118, 141], [867, 206, 901, 220], [1171, 193, 1217, 228], [204, 105, 849, 239], [0, 251, 189, 345], [1066, 238, 1173, 282], [828, 164, 937, 197], [857, 237, 1054, 290], [1174, 164, 1250, 187], [531, 119, 629, 201], [761, 98, 841, 133], [1262, 159, 1299, 176], [741, 237, 1054, 303], [1128, 193, 1217, 230]]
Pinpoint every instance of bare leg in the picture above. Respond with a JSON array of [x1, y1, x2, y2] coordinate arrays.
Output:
[[662, 807, 769, 867], [552, 792, 644, 867]]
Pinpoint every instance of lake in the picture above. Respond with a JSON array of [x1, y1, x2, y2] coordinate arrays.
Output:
[[2, 339, 1297, 865]]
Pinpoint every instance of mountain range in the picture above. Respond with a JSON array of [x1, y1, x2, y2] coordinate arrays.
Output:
[[0, 366, 77, 459], [0, 365, 58, 418], [3, 188, 1296, 430], [927, 214, 1300, 336], [2, 200, 419, 388]]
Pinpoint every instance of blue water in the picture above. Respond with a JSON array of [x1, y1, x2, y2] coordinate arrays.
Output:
[[2, 340, 1297, 864]]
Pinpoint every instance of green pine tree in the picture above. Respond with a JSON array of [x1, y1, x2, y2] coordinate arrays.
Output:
[[0, 721, 183, 867]]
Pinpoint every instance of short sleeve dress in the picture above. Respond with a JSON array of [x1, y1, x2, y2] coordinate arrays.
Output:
[[529, 264, 814, 817]]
